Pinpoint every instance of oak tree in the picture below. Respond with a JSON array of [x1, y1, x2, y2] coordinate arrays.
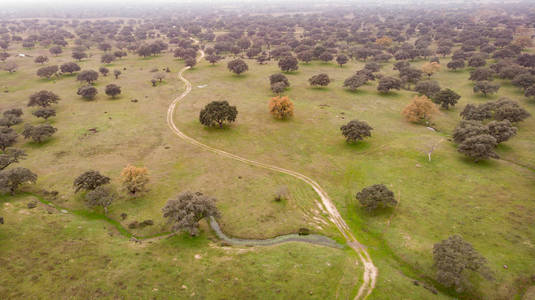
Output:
[[105, 84, 121, 98], [269, 96, 294, 119], [199, 101, 238, 128], [162, 191, 220, 236], [0, 167, 37, 195], [356, 184, 397, 211], [402, 95, 438, 124], [340, 120, 373, 143], [433, 88, 461, 109], [458, 134, 498, 161], [278, 56, 299, 72], [433, 235, 492, 291], [343, 74, 368, 91], [85, 185, 115, 214], [22, 124, 57, 143], [77, 70, 99, 84], [120, 165, 149, 196], [77, 85, 98, 100], [377, 76, 401, 93], [227, 59, 248, 75], [36, 65, 58, 79], [0, 128, 18, 151], [415, 80, 440, 98], [32, 108, 56, 120], [0, 149, 26, 170], [473, 81, 500, 97], [308, 73, 330, 87], [73, 170, 111, 193], [28, 90, 59, 108]]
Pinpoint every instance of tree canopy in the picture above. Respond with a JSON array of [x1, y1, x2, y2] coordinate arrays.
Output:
[[162, 191, 220, 236], [377, 76, 401, 93], [105, 84, 121, 98], [120, 165, 149, 196], [278, 56, 299, 72], [269, 96, 294, 119], [356, 184, 397, 211], [340, 120, 373, 143], [77, 85, 98, 100], [227, 59, 248, 75], [402, 95, 438, 124], [0, 167, 37, 195], [73, 170, 111, 193], [433, 235, 492, 291], [22, 124, 57, 143], [199, 101, 238, 128], [28, 90, 60, 108], [433, 88, 461, 109], [77, 70, 99, 84], [308, 73, 330, 87]]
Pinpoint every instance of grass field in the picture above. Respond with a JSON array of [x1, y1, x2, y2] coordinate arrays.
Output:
[[1, 44, 335, 239], [177, 54, 535, 298], [0, 194, 360, 299], [0, 36, 534, 299]]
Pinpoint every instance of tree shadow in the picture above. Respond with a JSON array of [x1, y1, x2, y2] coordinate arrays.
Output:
[[343, 140, 372, 151], [359, 206, 397, 217], [61, 73, 77, 78], [164, 230, 210, 248], [307, 86, 330, 91], [458, 156, 498, 168], [344, 88, 369, 96], [283, 70, 300, 75], [37, 78, 57, 83], [378, 91, 402, 98], [229, 74, 248, 79], [473, 93, 498, 101], [495, 143, 513, 153], [25, 138, 56, 149], [140, 55, 161, 61], [202, 124, 235, 132]]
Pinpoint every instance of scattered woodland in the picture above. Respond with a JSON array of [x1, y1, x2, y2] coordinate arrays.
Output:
[[0, 1, 535, 299]]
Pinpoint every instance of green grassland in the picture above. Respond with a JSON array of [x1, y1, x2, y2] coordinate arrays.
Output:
[[178, 54, 535, 298], [1, 44, 335, 240], [0, 194, 360, 299], [0, 36, 534, 299]]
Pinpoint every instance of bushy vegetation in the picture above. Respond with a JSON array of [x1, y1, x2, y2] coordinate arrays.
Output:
[[162, 191, 220, 236]]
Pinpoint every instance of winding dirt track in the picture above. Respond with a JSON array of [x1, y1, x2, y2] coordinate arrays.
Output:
[[166, 47, 377, 299]]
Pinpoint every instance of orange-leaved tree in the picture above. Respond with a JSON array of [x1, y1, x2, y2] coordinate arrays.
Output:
[[375, 36, 393, 48], [513, 36, 533, 49], [402, 95, 439, 124], [269, 96, 294, 119], [422, 62, 441, 78], [121, 164, 149, 196]]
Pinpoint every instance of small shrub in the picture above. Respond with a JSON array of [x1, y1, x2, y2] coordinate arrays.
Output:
[[298, 228, 310, 235], [274, 186, 289, 202]]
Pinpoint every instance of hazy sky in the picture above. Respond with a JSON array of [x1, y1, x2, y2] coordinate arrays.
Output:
[[2, 0, 499, 4], [1, 0, 522, 11], [3, 0, 522, 5]]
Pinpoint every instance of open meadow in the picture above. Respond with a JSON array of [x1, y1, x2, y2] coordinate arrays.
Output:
[[1, 2, 535, 299]]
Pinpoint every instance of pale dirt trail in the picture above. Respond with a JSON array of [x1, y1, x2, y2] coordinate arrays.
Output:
[[167, 47, 377, 299]]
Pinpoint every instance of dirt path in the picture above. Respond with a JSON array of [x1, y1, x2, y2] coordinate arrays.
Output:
[[166, 44, 377, 299]]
